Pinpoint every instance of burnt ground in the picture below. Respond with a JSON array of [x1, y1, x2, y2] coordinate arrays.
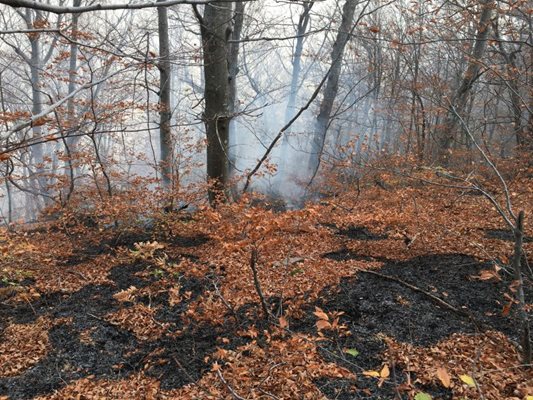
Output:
[[1, 227, 531, 399], [0, 235, 245, 400], [301, 253, 532, 399], [484, 228, 533, 243]]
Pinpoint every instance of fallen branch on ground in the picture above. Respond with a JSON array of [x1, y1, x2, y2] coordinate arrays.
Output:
[[355, 267, 486, 329]]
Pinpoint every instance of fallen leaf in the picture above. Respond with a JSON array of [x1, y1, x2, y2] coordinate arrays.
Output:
[[345, 348, 359, 357], [436, 366, 451, 388], [363, 370, 380, 378], [414, 393, 432, 400], [380, 364, 390, 378], [472, 269, 501, 282], [502, 301, 512, 317], [459, 374, 476, 387], [313, 307, 329, 321], [316, 319, 331, 331]]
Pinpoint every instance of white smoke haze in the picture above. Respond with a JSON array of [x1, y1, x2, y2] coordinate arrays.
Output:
[[0, 0, 528, 222], [0, 1, 359, 221]]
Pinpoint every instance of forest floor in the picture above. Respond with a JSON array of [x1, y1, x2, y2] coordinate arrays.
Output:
[[0, 166, 532, 399]]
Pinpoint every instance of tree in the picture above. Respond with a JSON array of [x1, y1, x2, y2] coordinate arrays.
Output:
[[307, 0, 358, 181], [158, 0, 173, 207], [437, 0, 495, 163], [194, 0, 233, 204]]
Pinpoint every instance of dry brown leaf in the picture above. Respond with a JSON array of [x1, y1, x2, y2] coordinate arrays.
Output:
[[436, 366, 451, 388], [313, 307, 329, 321], [316, 320, 332, 331]]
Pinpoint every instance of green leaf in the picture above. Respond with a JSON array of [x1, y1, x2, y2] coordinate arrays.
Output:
[[459, 374, 476, 387], [289, 268, 303, 276], [414, 393, 432, 400], [345, 348, 359, 357]]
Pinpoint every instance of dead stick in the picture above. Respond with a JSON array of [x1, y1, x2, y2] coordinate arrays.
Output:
[[211, 276, 239, 320], [250, 248, 271, 319], [216, 369, 246, 400], [511, 211, 531, 365], [172, 356, 213, 396]]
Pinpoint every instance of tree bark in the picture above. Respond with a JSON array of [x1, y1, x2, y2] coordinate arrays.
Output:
[[228, 1, 244, 114], [307, 0, 357, 181], [512, 211, 531, 364], [437, 0, 495, 163], [197, 1, 233, 204], [158, 0, 173, 206]]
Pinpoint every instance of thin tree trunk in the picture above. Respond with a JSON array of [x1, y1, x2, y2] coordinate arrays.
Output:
[[284, 1, 313, 124], [63, 0, 82, 203], [307, 0, 357, 181], [29, 34, 47, 202], [437, 0, 495, 163], [276, 1, 313, 192], [158, 0, 173, 208], [196, 1, 233, 204], [228, 1, 245, 114], [512, 211, 531, 364]]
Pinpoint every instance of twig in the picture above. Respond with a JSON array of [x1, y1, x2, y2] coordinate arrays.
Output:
[[448, 104, 516, 223], [216, 369, 246, 400], [210, 275, 238, 320], [173, 356, 213, 397], [249, 248, 271, 319], [354, 267, 485, 329], [258, 388, 281, 399]]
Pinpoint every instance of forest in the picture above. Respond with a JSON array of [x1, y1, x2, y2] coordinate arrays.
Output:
[[0, 0, 531, 398]]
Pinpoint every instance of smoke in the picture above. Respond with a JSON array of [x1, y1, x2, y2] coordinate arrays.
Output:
[[229, 96, 317, 208]]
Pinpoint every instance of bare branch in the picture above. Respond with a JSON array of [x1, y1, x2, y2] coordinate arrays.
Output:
[[1, 67, 132, 139], [0, 0, 243, 14], [448, 104, 516, 221]]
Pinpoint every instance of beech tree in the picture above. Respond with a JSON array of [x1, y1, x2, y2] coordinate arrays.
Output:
[[437, 0, 495, 163], [194, 0, 234, 204], [158, 0, 173, 202], [0, 0, 531, 214], [307, 0, 358, 180]]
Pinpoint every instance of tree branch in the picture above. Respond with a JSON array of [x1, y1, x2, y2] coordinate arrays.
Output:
[[0, 0, 240, 14]]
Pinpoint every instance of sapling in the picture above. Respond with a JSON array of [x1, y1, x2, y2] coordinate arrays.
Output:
[[439, 106, 532, 364]]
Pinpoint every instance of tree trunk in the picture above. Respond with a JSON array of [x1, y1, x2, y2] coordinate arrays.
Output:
[[158, 0, 173, 207], [512, 211, 531, 364], [284, 1, 313, 125], [437, 0, 495, 163], [29, 35, 47, 201], [228, 1, 245, 114], [197, 1, 233, 204], [63, 0, 82, 203], [275, 1, 313, 192], [307, 0, 357, 181], [227, 1, 245, 186]]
